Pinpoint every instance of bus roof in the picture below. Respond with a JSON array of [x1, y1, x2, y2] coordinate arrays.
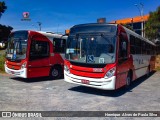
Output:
[[70, 23, 155, 46], [122, 25, 156, 46], [11, 30, 68, 39], [71, 23, 118, 28], [36, 31, 68, 39]]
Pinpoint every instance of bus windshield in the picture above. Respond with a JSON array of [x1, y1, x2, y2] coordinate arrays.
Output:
[[66, 24, 117, 64], [6, 31, 28, 61]]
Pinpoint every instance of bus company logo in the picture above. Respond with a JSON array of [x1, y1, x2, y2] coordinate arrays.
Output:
[[23, 12, 29, 18], [21, 12, 31, 21]]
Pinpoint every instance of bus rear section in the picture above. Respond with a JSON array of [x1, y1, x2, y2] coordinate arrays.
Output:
[[64, 23, 156, 90], [5, 30, 67, 79]]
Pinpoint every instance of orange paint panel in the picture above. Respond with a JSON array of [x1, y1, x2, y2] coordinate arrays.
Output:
[[111, 15, 149, 24]]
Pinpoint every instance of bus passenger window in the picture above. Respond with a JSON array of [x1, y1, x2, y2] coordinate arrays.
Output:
[[53, 38, 66, 53], [29, 40, 49, 60], [119, 35, 128, 59]]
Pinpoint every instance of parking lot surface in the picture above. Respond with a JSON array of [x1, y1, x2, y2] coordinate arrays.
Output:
[[0, 72, 160, 120]]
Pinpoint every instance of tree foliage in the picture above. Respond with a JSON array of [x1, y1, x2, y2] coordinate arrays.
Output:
[[0, 1, 7, 17], [0, 1, 13, 42], [0, 24, 13, 41], [145, 6, 160, 40]]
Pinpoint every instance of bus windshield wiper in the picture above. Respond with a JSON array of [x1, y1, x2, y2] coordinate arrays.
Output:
[[100, 33, 114, 45]]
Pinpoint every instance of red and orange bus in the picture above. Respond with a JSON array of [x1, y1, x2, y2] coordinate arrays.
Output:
[[64, 23, 156, 90], [5, 30, 67, 79]]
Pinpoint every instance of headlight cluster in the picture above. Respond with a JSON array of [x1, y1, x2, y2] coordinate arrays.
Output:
[[21, 62, 27, 69], [105, 67, 116, 78], [64, 65, 70, 74]]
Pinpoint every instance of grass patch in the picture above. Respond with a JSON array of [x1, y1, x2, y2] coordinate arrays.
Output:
[[0, 50, 5, 73], [155, 54, 160, 71], [155, 67, 160, 71]]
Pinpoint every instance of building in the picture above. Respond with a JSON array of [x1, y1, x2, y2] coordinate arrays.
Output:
[[110, 15, 149, 37], [110, 15, 160, 54]]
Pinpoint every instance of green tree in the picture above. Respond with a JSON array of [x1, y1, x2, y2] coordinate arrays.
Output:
[[145, 6, 160, 40], [0, 1, 7, 18], [0, 1, 13, 43], [0, 24, 13, 40]]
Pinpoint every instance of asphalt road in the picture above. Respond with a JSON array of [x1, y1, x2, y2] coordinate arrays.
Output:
[[0, 71, 160, 120]]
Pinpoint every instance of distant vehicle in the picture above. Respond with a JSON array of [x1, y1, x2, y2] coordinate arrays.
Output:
[[5, 30, 67, 78], [64, 23, 156, 90], [0, 40, 6, 49], [0, 38, 8, 49]]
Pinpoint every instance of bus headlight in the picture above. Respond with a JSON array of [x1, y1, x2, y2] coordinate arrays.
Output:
[[64, 65, 70, 74], [21, 62, 27, 69], [105, 67, 116, 78]]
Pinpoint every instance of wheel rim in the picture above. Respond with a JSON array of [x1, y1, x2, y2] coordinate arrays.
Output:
[[52, 69, 58, 77]]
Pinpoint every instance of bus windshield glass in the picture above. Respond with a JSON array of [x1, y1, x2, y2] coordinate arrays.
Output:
[[6, 31, 28, 61], [66, 24, 117, 64]]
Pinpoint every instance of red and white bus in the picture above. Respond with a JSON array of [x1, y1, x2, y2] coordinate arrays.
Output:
[[64, 23, 156, 90], [5, 30, 67, 78]]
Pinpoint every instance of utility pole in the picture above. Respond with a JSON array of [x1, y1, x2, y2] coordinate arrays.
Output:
[[135, 3, 144, 37], [37, 22, 42, 31]]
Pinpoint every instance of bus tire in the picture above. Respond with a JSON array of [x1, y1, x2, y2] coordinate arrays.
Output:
[[125, 72, 132, 89], [50, 66, 62, 79]]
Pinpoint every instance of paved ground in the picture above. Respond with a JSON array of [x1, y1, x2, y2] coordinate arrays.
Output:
[[0, 71, 160, 120]]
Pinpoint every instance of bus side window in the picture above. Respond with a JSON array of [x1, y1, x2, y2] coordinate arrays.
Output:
[[130, 35, 136, 54], [53, 38, 66, 53], [119, 35, 128, 59], [29, 40, 49, 60]]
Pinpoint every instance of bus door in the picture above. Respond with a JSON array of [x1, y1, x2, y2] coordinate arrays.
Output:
[[28, 35, 50, 78], [117, 32, 130, 88]]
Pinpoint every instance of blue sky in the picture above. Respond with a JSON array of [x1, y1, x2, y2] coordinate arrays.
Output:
[[0, 0, 160, 33]]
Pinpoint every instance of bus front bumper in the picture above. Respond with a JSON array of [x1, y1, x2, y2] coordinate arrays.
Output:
[[64, 71, 116, 90], [5, 64, 27, 78]]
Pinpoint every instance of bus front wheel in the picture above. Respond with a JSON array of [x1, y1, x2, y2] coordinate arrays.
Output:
[[125, 72, 132, 88], [50, 66, 62, 79]]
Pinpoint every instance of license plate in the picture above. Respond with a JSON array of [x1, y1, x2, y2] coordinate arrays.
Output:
[[81, 80, 90, 84]]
